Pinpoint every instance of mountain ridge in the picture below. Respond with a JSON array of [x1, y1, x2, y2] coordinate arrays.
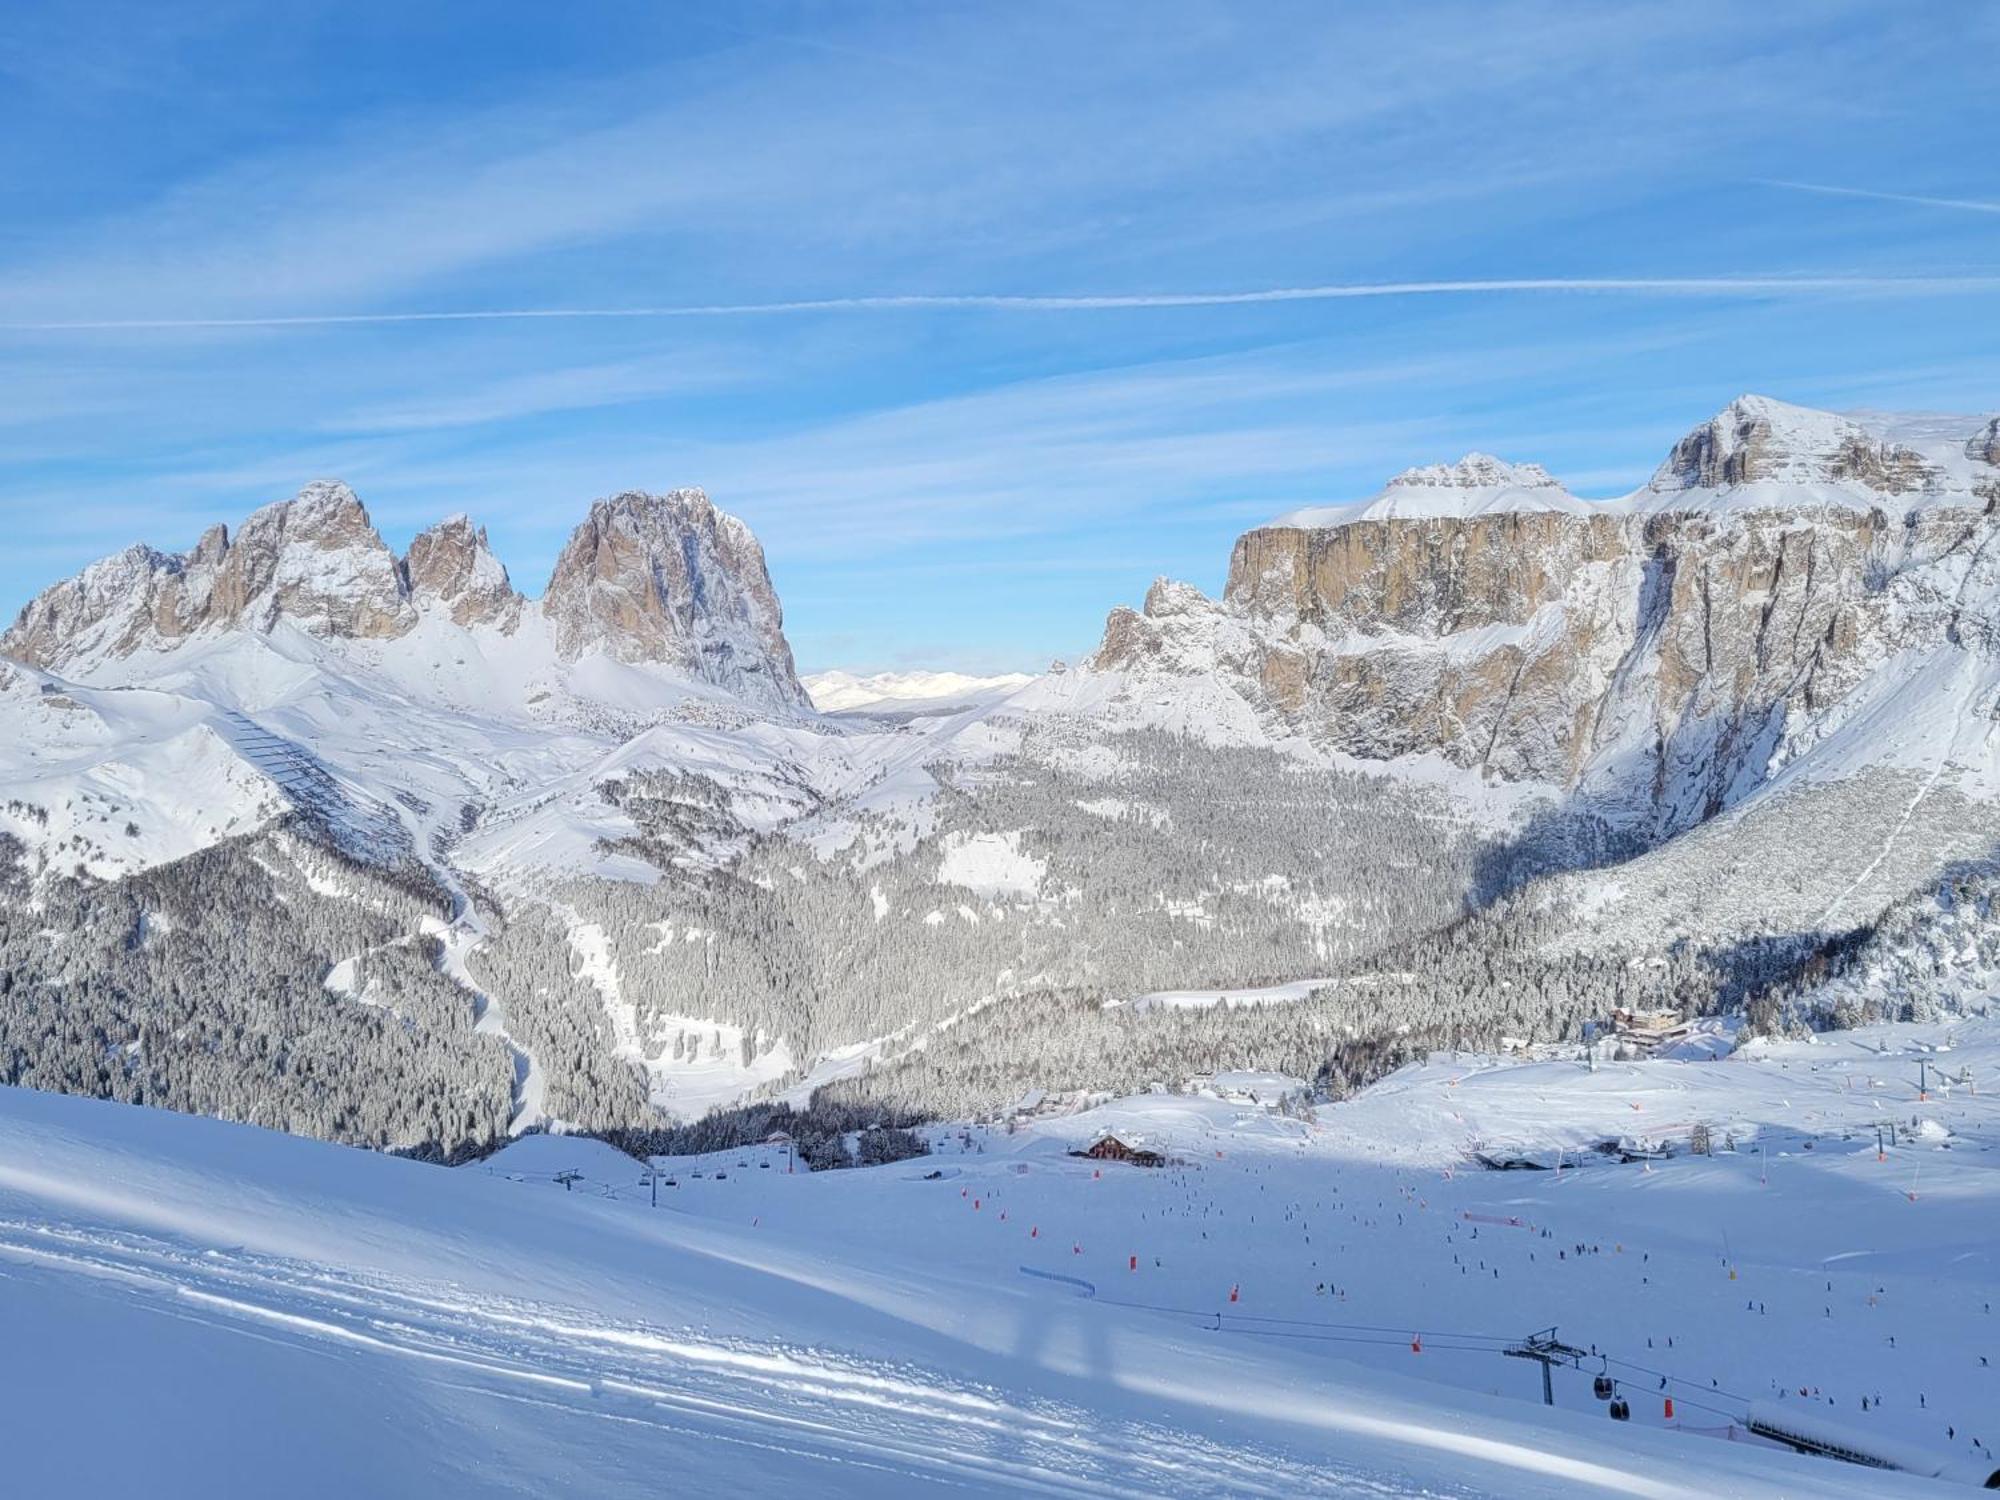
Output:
[[2, 482, 809, 713], [1094, 394, 2000, 834], [2, 392, 1997, 1156]]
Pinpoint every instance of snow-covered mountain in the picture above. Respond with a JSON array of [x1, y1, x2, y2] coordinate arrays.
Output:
[[3, 481, 807, 712], [1095, 395, 2000, 833], [803, 668, 1036, 713], [543, 489, 808, 711], [2, 395, 1997, 1163]]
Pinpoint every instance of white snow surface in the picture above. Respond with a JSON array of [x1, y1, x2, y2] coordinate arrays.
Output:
[[1271, 454, 1599, 528], [4, 1014, 1995, 1495], [1268, 398, 1998, 530], [935, 829, 1047, 900], [1115, 977, 1335, 1013], [804, 668, 1035, 713]]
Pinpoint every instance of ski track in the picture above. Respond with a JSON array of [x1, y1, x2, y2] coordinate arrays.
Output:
[[0, 1218, 1449, 1500]]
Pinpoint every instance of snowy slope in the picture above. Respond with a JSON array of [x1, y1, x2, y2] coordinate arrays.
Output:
[[805, 669, 1036, 713], [1271, 454, 1602, 528], [5, 396, 1999, 1146], [0, 1079, 1974, 1498]]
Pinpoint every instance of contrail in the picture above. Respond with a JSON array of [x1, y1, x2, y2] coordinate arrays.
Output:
[[1760, 179, 2000, 217], [7, 274, 2000, 332]]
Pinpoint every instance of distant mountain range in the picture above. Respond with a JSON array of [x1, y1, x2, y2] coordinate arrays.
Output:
[[1099, 395, 2000, 835], [3, 394, 1996, 1156], [803, 670, 1037, 714]]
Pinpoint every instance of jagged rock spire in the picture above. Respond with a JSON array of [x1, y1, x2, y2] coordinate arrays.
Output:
[[542, 489, 809, 712]]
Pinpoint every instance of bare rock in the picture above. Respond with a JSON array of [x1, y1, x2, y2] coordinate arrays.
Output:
[[542, 489, 808, 712], [1, 481, 414, 668], [1654, 394, 1934, 494], [404, 514, 521, 630], [1969, 416, 2000, 468], [1089, 397, 2000, 834]]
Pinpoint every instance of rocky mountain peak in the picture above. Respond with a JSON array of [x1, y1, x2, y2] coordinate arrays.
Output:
[[404, 514, 521, 631], [542, 488, 809, 712], [1385, 453, 1561, 492], [1094, 393, 2000, 840], [1, 481, 415, 668], [1143, 577, 1212, 618], [215, 482, 414, 640], [192, 522, 229, 566], [3, 481, 811, 714], [1270, 452, 1591, 530], [1653, 394, 1935, 494], [285, 478, 372, 527]]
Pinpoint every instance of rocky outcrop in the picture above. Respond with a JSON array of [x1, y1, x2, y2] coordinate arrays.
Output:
[[213, 481, 415, 640], [1651, 395, 1934, 494], [404, 514, 521, 630], [1224, 510, 1630, 636], [1100, 510, 1643, 785], [3, 482, 810, 716], [1091, 397, 2000, 832], [542, 489, 808, 712], [1970, 416, 2000, 469], [1, 481, 415, 667], [1388, 454, 1563, 493]]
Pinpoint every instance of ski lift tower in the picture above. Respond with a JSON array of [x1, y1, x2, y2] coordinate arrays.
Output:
[[639, 1163, 669, 1208], [764, 1129, 795, 1174], [1504, 1327, 1590, 1406]]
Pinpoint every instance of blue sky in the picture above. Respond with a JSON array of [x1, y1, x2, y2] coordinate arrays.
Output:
[[2, 2, 1996, 674]]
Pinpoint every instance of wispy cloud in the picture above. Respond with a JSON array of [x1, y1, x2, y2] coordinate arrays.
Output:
[[319, 354, 746, 434], [11, 273, 2000, 333], [0, 4, 1931, 330], [4, 3, 1998, 669], [1760, 179, 2000, 217]]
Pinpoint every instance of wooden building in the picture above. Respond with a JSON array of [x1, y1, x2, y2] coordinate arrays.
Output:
[[1073, 1135, 1166, 1168]]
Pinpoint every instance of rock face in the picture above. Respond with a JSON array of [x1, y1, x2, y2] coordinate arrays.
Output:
[[1215, 508, 1641, 784], [2, 482, 809, 715], [1971, 416, 2000, 469], [404, 514, 521, 630], [1092, 397, 2000, 833], [541, 489, 809, 712], [1, 481, 416, 667], [1651, 395, 1935, 493]]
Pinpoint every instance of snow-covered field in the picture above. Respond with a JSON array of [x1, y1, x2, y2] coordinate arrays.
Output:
[[1114, 977, 1334, 1012], [5, 1013, 1996, 1496]]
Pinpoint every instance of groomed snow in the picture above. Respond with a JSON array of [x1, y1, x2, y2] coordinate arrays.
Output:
[[0, 1069, 1979, 1497]]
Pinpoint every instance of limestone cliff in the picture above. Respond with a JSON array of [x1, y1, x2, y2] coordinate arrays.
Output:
[[1091, 397, 2000, 833]]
